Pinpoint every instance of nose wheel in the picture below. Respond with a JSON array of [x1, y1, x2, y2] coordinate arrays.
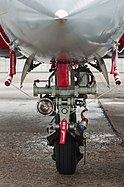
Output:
[[54, 134, 77, 175]]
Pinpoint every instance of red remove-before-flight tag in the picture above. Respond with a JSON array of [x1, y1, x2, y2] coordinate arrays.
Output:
[[59, 118, 68, 144]]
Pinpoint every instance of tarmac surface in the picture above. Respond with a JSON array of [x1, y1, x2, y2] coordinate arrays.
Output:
[[0, 98, 123, 187], [100, 99, 124, 146]]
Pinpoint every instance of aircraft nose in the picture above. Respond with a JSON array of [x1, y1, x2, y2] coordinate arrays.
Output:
[[55, 9, 68, 20]]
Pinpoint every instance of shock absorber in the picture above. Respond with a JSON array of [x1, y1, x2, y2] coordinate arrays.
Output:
[[56, 52, 71, 144], [56, 52, 71, 87]]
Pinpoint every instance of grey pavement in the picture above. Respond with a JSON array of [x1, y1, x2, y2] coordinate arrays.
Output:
[[0, 98, 123, 187], [100, 98, 124, 146]]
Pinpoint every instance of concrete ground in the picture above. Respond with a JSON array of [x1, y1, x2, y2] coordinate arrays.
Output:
[[0, 99, 123, 187], [100, 99, 124, 145]]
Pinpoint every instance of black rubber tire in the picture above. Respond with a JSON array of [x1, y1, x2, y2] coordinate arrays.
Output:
[[54, 134, 77, 175]]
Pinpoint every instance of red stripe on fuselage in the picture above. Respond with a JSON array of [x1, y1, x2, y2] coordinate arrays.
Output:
[[0, 25, 9, 49]]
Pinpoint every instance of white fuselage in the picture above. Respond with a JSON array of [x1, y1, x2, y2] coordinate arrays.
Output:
[[0, 0, 124, 62]]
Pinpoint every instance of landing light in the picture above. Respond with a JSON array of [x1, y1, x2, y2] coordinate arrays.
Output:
[[55, 9, 68, 19], [37, 98, 54, 116]]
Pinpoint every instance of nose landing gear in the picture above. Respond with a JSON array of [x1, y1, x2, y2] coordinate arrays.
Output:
[[33, 55, 96, 174]]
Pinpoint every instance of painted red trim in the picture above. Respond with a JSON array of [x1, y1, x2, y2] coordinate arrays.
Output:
[[4, 49, 16, 87], [110, 50, 116, 74], [0, 25, 10, 49], [119, 34, 124, 50], [9, 49, 16, 76]]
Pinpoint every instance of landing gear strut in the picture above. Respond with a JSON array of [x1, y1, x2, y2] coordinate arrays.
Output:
[[33, 54, 96, 174]]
